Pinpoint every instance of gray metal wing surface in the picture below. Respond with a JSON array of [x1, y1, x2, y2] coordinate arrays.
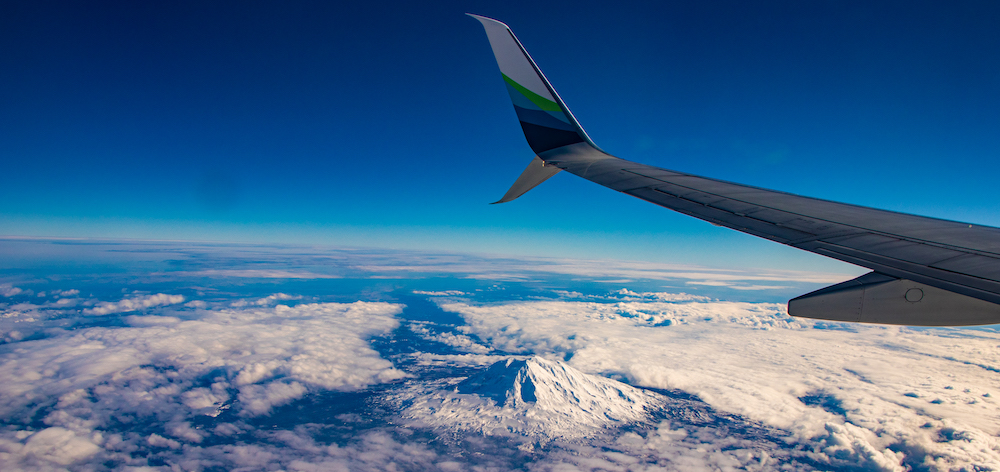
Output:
[[469, 14, 1000, 326]]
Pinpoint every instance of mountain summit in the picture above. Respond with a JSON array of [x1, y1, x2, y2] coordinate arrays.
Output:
[[398, 357, 664, 439]]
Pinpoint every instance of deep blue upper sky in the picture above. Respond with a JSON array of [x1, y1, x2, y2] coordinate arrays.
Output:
[[2, 0, 999, 272]]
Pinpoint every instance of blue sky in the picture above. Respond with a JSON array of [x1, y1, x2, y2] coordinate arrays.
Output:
[[2, 0, 999, 273]]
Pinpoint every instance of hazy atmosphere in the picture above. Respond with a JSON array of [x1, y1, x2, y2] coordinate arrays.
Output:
[[3, 0, 999, 267]]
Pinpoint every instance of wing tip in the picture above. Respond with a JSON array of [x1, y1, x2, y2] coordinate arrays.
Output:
[[466, 13, 509, 29]]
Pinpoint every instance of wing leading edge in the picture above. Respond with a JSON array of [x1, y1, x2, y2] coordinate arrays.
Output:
[[468, 14, 1000, 326]]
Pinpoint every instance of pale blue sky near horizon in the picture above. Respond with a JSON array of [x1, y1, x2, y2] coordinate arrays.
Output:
[[2, 0, 998, 275]]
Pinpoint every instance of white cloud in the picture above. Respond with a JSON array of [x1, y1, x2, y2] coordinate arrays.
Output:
[[0, 284, 23, 297], [605, 288, 710, 302], [18, 427, 101, 466], [408, 322, 490, 354], [2, 301, 406, 417], [3, 427, 457, 472], [438, 298, 1000, 471], [686, 280, 791, 290], [123, 314, 181, 327], [412, 290, 467, 296], [238, 381, 308, 416], [181, 383, 229, 416], [147, 433, 181, 450], [253, 293, 302, 305], [52, 297, 79, 306], [149, 429, 445, 471], [536, 259, 847, 284], [1, 304, 48, 344], [170, 269, 339, 279], [408, 352, 505, 368], [0, 300, 407, 469], [359, 255, 857, 287], [84, 293, 185, 315], [524, 417, 911, 472], [554, 288, 711, 302]]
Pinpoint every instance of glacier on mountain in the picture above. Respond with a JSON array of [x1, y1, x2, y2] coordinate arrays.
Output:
[[391, 357, 665, 439]]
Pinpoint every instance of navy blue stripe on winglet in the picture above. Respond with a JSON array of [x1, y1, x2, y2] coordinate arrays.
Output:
[[519, 121, 584, 154], [513, 105, 578, 132]]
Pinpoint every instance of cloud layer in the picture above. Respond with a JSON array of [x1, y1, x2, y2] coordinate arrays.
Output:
[[439, 297, 1000, 471], [0, 299, 405, 470], [2, 240, 998, 471]]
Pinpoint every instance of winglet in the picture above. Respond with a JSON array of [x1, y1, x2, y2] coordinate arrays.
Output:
[[468, 14, 600, 155]]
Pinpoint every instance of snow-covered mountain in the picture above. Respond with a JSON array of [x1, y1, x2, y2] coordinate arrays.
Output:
[[394, 357, 664, 439]]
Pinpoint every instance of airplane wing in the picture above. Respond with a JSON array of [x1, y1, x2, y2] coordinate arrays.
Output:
[[468, 14, 1000, 326]]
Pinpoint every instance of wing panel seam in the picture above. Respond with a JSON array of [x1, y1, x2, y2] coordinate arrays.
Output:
[[626, 168, 1000, 259]]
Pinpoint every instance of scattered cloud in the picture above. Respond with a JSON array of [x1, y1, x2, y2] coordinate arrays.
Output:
[[409, 352, 505, 368], [686, 280, 791, 290], [412, 290, 467, 296], [555, 288, 712, 302], [529, 418, 905, 472], [84, 293, 185, 315], [253, 293, 303, 306], [605, 288, 711, 302], [168, 269, 340, 279], [355, 253, 857, 288], [408, 322, 490, 354], [0, 284, 24, 297], [11, 427, 101, 466], [1, 427, 454, 472]]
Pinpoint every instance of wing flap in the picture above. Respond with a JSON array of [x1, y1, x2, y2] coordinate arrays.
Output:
[[824, 234, 967, 265], [932, 254, 1000, 281]]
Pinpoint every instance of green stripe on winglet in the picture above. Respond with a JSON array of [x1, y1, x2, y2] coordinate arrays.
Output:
[[502, 73, 562, 112]]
